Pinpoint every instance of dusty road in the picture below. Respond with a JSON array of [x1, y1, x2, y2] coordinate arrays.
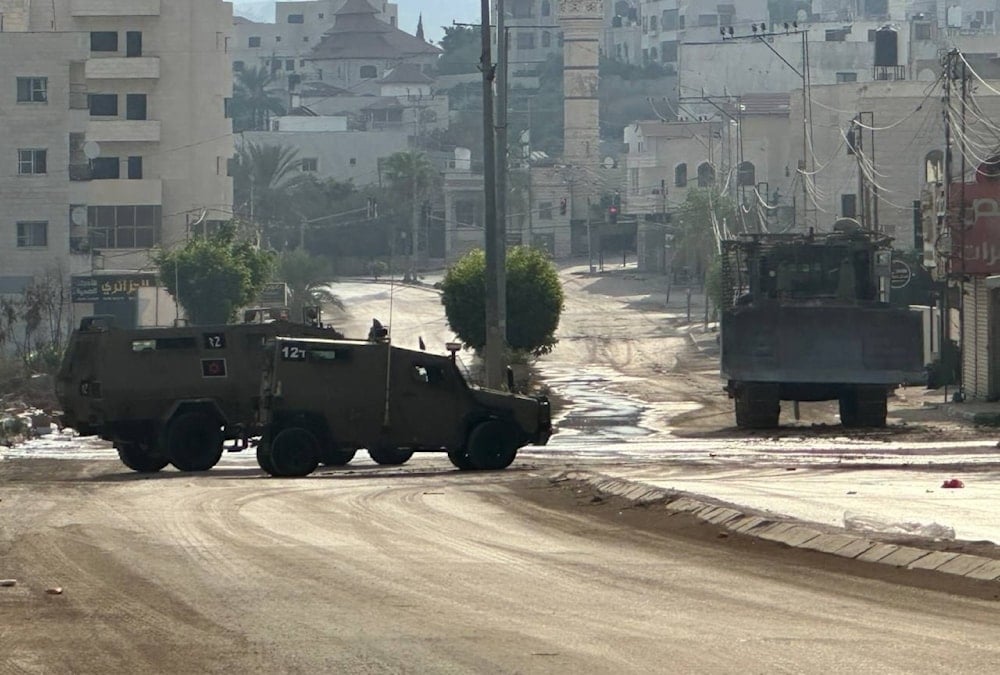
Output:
[[3, 458, 1000, 674], [5, 265, 1000, 673]]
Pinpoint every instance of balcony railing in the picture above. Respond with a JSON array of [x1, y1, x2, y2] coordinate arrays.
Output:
[[873, 65, 905, 81]]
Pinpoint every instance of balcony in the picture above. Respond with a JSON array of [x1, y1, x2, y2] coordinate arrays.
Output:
[[71, 0, 160, 16], [86, 57, 160, 80], [87, 119, 160, 143], [84, 179, 162, 205]]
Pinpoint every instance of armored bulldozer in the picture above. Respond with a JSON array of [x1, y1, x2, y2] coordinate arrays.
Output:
[[55, 313, 342, 473], [719, 224, 924, 429], [255, 337, 552, 477]]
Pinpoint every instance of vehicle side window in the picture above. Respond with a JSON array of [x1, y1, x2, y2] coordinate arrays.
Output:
[[413, 364, 445, 385], [130, 336, 197, 352]]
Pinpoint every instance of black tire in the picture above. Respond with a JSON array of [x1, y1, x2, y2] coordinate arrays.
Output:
[[270, 427, 320, 477], [320, 448, 357, 466], [368, 447, 414, 466], [734, 384, 780, 429], [447, 448, 476, 471], [840, 387, 887, 428], [466, 420, 519, 471], [116, 441, 169, 473], [166, 412, 224, 472], [256, 437, 276, 476]]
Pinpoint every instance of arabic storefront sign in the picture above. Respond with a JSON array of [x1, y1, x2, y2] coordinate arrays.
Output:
[[71, 274, 157, 303], [256, 282, 289, 307], [949, 178, 1000, 275]]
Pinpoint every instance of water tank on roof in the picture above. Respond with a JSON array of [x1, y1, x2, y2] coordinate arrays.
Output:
[[874, 26, 898, 67]]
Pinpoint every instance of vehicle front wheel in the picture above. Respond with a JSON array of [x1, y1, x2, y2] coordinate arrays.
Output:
[[465, 420, 519, 471], [166, 412, 224, 472], [270, 427, 320, 477], [116, 441, 169, 473]]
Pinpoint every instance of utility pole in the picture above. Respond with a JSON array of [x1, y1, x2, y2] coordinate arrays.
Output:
[[495, 0, 508, 363], [942, 50, 955, 391], [480, 0, 503, 389]]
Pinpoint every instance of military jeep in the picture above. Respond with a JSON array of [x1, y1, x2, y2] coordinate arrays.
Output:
[[55, 315, 342, 473], [256, 337, 552, 477]]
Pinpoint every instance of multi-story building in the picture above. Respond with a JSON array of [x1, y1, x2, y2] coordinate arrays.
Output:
[[0, 0, 234, 327]]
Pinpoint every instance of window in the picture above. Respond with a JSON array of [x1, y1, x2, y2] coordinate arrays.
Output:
[[650, 16, 658, 32], [697, 162, 715, 187], [679, 15, 685, 29], [285, 59, 294, 71], [841, 194, 857, 218], [248, 36, 261, 48], [89, 94, 118, 116], [300, 157, 318, 172], [697, 14, 717, 27], [126, 31, 142, 57], [90, 31, 118, 52], [91, 157, 120, 179], [825, 29, 848, 41], [738, 161, 755, 187], [275, 36, 282, 42], [126, 94, 147, 120], [674, 163, 688, 187], [233, 60, 245, 72], [318, 13, 324, 19], [517, 32, 536, 50], [661, 40, 678, 62], [360, 65, 378, 78], [16, 221, 47, 247], [18, 149, 46, 175], [455, 200, 476, 228], [541, 31, 551, 48], [287, 13, 304, 23], [541, 0, 550, 17], [914, 23, 932, 40], [867, 29, 877, 42], [88, 205, 162, 249], [925, 150, 944, 183], [836, 71, 858, 83], [663, 9, 678, 30], [349, 157, 357, 166], [538, 201, 553, 220], [128, 156, 143, 180], [16, 77, 47, 103], [224, 97, 233, 118]]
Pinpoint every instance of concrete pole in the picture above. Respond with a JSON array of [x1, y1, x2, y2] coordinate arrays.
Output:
[[480, 0, 503, 389]]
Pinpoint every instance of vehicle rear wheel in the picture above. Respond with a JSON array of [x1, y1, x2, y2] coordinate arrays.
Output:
[[447, 448, 475, 470], [319, 448, 356, 466], [368, 447, 414, 466], [116, 441, 169, 473], [466, 420, 519, 471], [166, 412, 223, 472], [734, 384, 780, 429], [270, 427, 320, 477]]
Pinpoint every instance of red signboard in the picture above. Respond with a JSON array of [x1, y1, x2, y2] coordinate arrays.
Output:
[[949, 175, 1000, 275]]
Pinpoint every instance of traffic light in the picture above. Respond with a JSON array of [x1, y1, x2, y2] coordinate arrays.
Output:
[[608, 205, 618, 224]]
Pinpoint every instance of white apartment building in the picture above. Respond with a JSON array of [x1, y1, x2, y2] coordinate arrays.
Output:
[[0, 0, 233, 326]]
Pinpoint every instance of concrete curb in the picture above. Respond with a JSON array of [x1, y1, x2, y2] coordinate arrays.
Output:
[[550, 470, 1000, 583]]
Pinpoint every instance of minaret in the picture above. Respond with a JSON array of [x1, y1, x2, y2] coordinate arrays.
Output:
[[416, 13, 424, 41], [559, 0, 603, 169]]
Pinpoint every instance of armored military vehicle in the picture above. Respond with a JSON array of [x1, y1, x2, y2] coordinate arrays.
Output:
[[255, 337, 552, 477], [719, 224, 924, 429], [55, 313, 342, 473]]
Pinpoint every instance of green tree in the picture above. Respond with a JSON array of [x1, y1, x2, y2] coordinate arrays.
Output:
[[435, 25, 481, 75], [155, 223, 274, 325], [232, 141, 309, 247], [232, 66, 286, 132], [274, 250, 344, 318], [674, 188, 736, 282], [440, 246, 564, 356], [381, 151, 440, 260]]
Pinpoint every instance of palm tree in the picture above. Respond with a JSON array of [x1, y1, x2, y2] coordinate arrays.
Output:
[[274, 250, 343, 319], [233, 66, 286, 132], [232, 141, 305, 246], [381, 151, 440, 267]]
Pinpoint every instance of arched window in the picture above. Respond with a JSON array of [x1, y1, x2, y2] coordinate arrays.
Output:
[[541, 0, 551, 17], [925, 150, 944, 184], [697, 162, 715, 187], [360, 65, 378, 79], [541, 31, 551, 48], [674, 163, 688, 187], [738, 161, 756, 187]]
